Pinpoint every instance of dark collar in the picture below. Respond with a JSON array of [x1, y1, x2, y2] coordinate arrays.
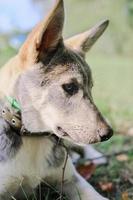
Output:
[[1, 99, 53, 138], [2, 97, 63, 145]]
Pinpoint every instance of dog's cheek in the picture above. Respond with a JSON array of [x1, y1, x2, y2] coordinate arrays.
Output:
[[40, 105, 61, 130]]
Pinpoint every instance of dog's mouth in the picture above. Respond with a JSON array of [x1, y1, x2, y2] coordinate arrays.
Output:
[[56, 126, 87, 146], [56, 126, 78, 142], [56, 126, 87, 145], [57, 126, 69, 137]]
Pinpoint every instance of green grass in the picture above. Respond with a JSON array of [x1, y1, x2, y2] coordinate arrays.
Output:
[[92, 135, 133, 200], [87, 54, 133, 130], [0, 46, 16, 67]]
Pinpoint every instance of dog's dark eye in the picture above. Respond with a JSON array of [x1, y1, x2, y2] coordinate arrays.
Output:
[[62, 82, 79, 95], [12, 119, 16, 125], [2, 109, 5, 114]]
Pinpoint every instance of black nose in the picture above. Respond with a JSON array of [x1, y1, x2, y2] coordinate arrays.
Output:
[[100, 127, 113, 142]]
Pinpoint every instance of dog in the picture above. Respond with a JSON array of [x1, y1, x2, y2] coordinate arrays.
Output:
[[0, 0, 113, 199]]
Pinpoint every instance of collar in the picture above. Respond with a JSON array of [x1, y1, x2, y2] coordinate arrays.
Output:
[[2, 96, 52, 137]]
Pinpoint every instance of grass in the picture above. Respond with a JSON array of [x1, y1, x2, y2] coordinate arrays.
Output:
[[0, 46, 16, 66], [87, 53, 133, 130], [92, 135, 133, 200], [87, 54, 133, 199]]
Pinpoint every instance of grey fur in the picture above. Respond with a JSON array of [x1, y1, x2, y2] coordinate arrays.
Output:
[[0, 117, 22, 162], [46, 141, 65, 167]]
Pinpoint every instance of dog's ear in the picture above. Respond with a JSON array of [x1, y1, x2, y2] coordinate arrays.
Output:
[[65, 20, 109, 58], [19, 0, 64, 66]]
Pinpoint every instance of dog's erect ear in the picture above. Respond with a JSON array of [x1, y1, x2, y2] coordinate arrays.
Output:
[[65, 20, 109, 57], [19, 0, 64, 65]]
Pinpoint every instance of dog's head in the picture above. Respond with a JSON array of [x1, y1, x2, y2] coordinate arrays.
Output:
[[16, 0, 113, 145]]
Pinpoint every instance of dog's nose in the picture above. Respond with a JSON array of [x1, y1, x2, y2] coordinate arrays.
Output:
[[100, 127, 113, 142]]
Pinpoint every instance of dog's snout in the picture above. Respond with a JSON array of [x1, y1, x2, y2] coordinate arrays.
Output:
[[99, 127, 113, 142]]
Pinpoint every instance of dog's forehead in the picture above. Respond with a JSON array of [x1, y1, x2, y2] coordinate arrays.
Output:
[[41, 47, 92, 84]]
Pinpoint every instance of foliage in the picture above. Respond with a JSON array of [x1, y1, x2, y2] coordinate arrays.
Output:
[[126, 0, 133, 27]]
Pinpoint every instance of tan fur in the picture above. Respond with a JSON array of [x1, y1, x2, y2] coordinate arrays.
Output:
[[0, 55, 23, 98], [0, 0, 64, 96]]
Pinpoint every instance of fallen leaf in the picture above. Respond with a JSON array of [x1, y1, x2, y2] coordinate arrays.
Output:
[[122, 191, 129, 200], [116, 154, 128, 162], [76, 163, 96, 180], [99, 182, 113, 192]]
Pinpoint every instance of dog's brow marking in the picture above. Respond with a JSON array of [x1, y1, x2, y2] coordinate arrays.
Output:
[[37, 47, 93, 97], [68, 50, 92, 88]]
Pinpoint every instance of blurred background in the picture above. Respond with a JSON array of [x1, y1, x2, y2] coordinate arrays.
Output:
[[0, 0, 133, 199]]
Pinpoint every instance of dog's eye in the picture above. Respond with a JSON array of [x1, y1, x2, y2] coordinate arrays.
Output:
[[62, 82, 79, 96], [12, 119, 16, 125], [2, 109, 5, 115]]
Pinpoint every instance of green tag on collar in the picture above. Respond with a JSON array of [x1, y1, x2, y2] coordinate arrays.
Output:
[[6, 96, 21, 111]]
